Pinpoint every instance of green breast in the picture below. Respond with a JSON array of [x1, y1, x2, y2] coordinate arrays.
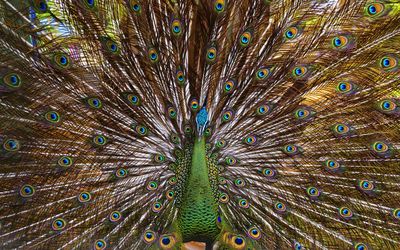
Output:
[[178, 137, 221, 243]]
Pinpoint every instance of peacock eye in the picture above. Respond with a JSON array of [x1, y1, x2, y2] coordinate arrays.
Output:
[[52, 218, 66, 231], [143, 230, 157, 244], [216, 139, 226, 148], [234, 178, 245, 187], [380, 56, 398, 71], [392, 208, 400, 220], [284, 26, 299, 40], [153, 153, 166, 163], [32, 0, 49, 13], [292, 66, 307, 78], [306, 187, 321, 198], [247, 226, 261, 240], [332, 35, 349, 49], [256, 104, 272, 116], [168, 176, 177, 185], [365, 3, 384, 17], [239, 31, 252, 47], [129, 0, 141, 14], [263, 168, 277, 178], [102, 38, 119, 54], [274, 201, 287, 213], [148, 48, 159, 62], [294, 241, 303, 250], [45, 111, 61, 123], [146, 181, 158, 191], [294, 107, 312, 120], [53, 53, 71, 69], [380, 100, 396, 111], [283, 144, 299, 155], [238, 198, 249, 208], [78, 191, 92, 203], [354, 243, 368, 250], [171, 19, 182, 35], [223, 79, 236, 94], [94, 239, 107, 250], [243, 135, 257, 145], [2, 72, 22, 89], [232, 235, 246, 248], [372, 141, 389, 153], [20, 184, 35, 197], [85, 0, 96, 8], [225, 156, 237, 165], [324, 159, 340, 170], [152, 201, 163, 212], [93, 135, 107, 146], [221, 110, 234, 122], [336, 81, 355, 94], [167, 107, 177, 119], [159, 234, 176, 249], [166, 190, 174, 200], [87, 97, 102, 109], [206, 46, 217, 63], [176, 68, 185, 86], [214, 0, 225, 13], [3, 139, 20, 152], [339, 207, 353, 219], [58, 156, 73, 167], [255, 68, 271, 80], [358, 180, 374, 192], [109, 211, 122, 222], [184, 125, 193, 134], [190, 99, 199, 111], [134, 124, 148, 136], [127, 94, 141, 106], [115, 168, 127, 178], [219, 192, 229, 203], [170, 133, 180, 144], [204, 127, 212, 137], [332, 123, 350, 136]]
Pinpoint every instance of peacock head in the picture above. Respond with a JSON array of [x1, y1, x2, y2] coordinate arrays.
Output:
[[196, 106, 209, 137]]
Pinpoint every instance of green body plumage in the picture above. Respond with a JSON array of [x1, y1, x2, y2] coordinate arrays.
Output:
[[178, 137, 220, 243]]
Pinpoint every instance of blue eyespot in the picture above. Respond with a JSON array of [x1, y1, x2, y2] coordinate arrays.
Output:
[[368, 5, 376, 15], [235, 237, 243, 245], [59, 56, 67, 65], [382, 58, 390, 67], [10, 75, 18, 84], [333, 37, 341, 47], [20, 184, 35, 197], [39, 2, 47, 11], [94, 239, 107, 250], [3, 139, 20, 152], [162, 237, 170, 245]]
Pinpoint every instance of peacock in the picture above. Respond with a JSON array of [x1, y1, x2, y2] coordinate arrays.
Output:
[[1, 0, 400, 249]]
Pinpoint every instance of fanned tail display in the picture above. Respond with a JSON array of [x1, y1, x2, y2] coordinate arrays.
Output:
[[0, 0, 400, 249]]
